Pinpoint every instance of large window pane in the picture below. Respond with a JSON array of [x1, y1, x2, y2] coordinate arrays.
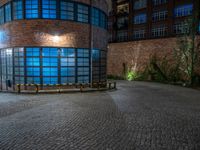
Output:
[[42, 0, 57, 19], [77, 4, 89, 23], [91, 8, 99, 26], [174, 4, 193, 17], [25, 0, 39, 18], [42, 48, 58, 57], [77, 48, 90, 83], [60, 1, 74, 20], [13, 0, 23, 20], [5, 3, 11, 22], [0, 7, 4, 24]]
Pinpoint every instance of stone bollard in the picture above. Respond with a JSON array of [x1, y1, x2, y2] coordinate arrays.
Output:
[[114, 82, 117, 89], [109, 83, 111, 89], [17, 84, 21, 93], [35, 84, 39, 93]]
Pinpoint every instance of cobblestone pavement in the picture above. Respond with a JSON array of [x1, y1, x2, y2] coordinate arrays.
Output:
[[0, 81, 200, 150]]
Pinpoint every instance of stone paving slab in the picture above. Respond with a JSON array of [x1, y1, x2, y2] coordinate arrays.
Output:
[[0, 81, 200, 150]]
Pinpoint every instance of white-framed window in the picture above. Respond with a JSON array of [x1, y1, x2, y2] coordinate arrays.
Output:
[[152, 25, 168, 37], [152, 10, 168, 22]]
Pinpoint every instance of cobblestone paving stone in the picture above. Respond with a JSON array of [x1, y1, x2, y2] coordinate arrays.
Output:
[[0, 81, 200, 150]]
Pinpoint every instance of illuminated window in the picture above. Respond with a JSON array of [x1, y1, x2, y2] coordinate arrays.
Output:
[[77, 4, 89, 23], [42, 0, 57, 19], [91, 8, 99, 26], [13, 0, 23, 20], [77, 49, 90, 83], [25, 0, 39, 18], [5, 3, 11, 22], [0, 7, 4, 24], [134, 13, 147, 24], [60, 1, 74, 20], [100, 12, 107, 29], [174, 4, 193, 17], [42, 48, 58, 84], [25, 48, 40, 84], [14, 48, 24, 84]]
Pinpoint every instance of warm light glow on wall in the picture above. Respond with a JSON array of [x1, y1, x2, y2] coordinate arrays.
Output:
[[52, 35, 60, 43], [34, 32, 77, 47]]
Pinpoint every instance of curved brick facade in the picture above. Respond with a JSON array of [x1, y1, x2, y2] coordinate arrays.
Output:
[[0, 0, 108, 91], [0, 0, 108, 50], [0, 20, 107, 50]]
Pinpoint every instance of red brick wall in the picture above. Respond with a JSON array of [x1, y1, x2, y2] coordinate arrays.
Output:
[[107, 37, 200, 77], [0, 0, 108, 50], [0, 20, 107, 50]]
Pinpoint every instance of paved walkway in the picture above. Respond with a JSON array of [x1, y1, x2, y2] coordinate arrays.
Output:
[[0, 81, 200, 150]]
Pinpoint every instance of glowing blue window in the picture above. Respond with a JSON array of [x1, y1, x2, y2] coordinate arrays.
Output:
[[77, 4, 89, 23], [42, 48, 58, 56], [134, 13, 147, 24], [43, 58, 58, 66], [91, 8, 99, 26], [77, 76, 89, 83], [92, 49, 100, 61], [43, 77, 57, 84], [27, 77, 40, 84], [5, 3, 11, 22], [42, 0, 57, 19], [77, 58, 89, 66], [78, 67, 89, 76], [26, 48, 40, 56], [60, 1, 74, 20], [26, 58, 40, 66], [13, 0, 23, 20], [77, 49, 89, 57], [61, 68, 75, 76], [100, 12, 106, 28], [174, 4, 193, 17], [25, 0, 39, 18], [61, 77, 75, 83], [60, 48, 75, 57], [43, 67, 58, 76], [61, 58, 75, 66], [0, 7, 4, 24], [27, 67, 40, 76]]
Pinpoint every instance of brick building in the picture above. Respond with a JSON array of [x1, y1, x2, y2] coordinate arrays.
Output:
[[107, 0, 200, 77], [0, 0, 108, 91]]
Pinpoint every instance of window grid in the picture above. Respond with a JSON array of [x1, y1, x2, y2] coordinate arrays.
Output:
[[174, 4, 193, 17], [133, 29, 146, 39], [152, 25, 168, 37], [5, 3, 12, 22], [25, 0, 39, 18], [77, 4, 89, 23], [42, 0, 57, 19], [134, 13, 147, 24], [152, 10, 168, 22], [0, 0, 107, 29], [13, 0, 23, 20], [60, 1, 74, 20]]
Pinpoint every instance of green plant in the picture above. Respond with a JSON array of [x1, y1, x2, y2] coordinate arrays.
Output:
[[126, 70, 140, 81], [173, 13, 200, 85]]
